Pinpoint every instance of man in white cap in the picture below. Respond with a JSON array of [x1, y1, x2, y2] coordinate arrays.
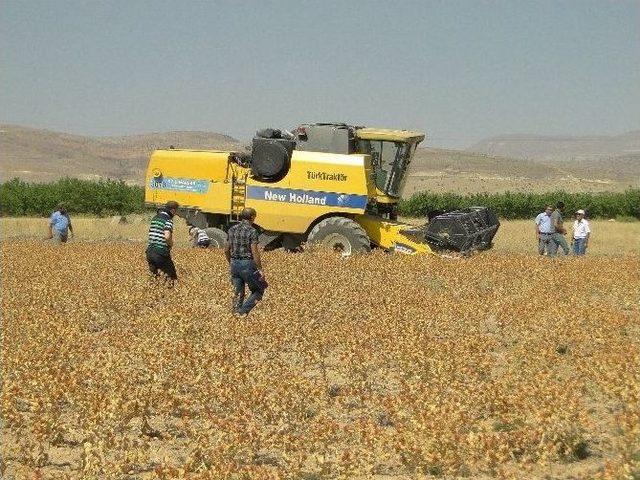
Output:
[[571, 209, 591, 255]]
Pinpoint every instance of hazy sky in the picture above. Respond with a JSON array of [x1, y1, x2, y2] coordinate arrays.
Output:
[[1, 0, 639, 148]]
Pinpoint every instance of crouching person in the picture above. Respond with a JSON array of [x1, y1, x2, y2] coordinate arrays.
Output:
[[146, 201, 179, 286], [224, 208, 268, 316], [189, 226, 211, 248], [47, 203, 74, 243]]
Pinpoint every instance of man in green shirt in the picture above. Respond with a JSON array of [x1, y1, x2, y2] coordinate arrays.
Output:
[[146, 200, 179, 285], [551, 201, 570, 256]]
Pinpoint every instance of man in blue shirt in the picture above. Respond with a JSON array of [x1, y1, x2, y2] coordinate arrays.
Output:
[[535, 205, 557, 256], [47, 203, 74, 243]]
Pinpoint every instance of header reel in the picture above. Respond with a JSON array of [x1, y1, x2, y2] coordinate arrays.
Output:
[[424, 206, 500, 253]]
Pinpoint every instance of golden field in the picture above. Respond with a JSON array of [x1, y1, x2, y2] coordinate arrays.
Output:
[[1, 216, 639, 256], [1, 240, 639, 479]]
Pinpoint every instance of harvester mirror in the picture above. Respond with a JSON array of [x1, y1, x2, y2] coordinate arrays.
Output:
[[250, 134, 295, 182]]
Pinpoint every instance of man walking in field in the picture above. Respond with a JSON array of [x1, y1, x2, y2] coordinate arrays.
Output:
[[551, 201, 570, 255], [46, 202, 74, 243], [224, 207, 267, 316], [535, 205, 557, 256], [146, 200, 179, 286], [572, 209, 591, 256]]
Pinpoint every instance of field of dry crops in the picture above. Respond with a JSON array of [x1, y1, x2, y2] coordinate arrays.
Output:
[[1, 217, 639, 256], [1, 240, 639, 479]]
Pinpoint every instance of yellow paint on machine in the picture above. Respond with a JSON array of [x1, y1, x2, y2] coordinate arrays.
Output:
[[145, 149, 374, 234], [145, 150, 232, 214], [356, 214, 434, 255]]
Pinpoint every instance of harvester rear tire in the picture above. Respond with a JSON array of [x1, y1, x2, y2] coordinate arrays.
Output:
[[204, 228, 227, 248], [307, 217, 371, 255]]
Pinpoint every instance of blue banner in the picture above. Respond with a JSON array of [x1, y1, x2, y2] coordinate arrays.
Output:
[[149, 177, 209, 194], [247, 186, 367, 209]]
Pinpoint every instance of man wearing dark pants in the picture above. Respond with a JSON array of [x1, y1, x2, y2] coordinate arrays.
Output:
[[535, 204, 557, 256], [551, 201, 570, 255], [224, 208, 267, 315], [146, 200, 179, 286]]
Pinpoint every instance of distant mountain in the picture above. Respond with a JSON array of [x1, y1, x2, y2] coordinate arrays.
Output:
[[467, 130, 640, 161], [404, 146, 639, 195], [0, 124, 243, 183], [1, 124, 637, 194]]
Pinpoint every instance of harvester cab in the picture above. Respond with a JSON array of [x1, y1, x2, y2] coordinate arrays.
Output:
[[295, 123, 423, 217], [144, 122, 499, 255], [292, 123, 500, 253]]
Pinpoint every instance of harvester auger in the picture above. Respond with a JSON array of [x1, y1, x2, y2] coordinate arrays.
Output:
[[423, 206, 500, 253], [145, 123, 500, 255]]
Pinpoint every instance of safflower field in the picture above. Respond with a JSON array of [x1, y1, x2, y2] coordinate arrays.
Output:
[[1, 240, 639, 479]]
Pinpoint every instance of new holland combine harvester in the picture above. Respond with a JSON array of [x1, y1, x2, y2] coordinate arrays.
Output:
[[145, 123, 499, 255]]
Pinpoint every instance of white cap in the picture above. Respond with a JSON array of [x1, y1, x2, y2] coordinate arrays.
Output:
[[576, 209, 585, 214]]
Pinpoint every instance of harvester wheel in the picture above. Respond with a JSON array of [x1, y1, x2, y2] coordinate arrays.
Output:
[[204, 227, 227, 248], [307, 217, 371, 255]]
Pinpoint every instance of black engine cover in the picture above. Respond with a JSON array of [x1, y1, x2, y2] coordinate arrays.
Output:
[[250, 137, 295, 182]]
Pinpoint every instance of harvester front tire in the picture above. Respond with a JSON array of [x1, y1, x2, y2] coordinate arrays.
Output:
[[307, 217, 371, 255], [204, 228, 227, 248]]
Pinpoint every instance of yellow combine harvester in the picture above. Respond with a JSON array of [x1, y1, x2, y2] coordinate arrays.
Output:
[[145, 123, 499, 254]]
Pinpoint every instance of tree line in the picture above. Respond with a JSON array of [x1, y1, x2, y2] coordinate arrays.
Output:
[[398, 189, 640, 220], [0, 178, 146, 216], [1, 177, 638, 220]]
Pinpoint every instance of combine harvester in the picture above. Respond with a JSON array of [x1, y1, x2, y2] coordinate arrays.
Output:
[[145, 123, 499, 255]]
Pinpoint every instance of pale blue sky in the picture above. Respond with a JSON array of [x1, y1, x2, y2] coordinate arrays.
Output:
[[1, 0, 638, 148]]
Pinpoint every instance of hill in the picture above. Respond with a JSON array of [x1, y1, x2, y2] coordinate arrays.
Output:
[[467, 130, 640, 161], [0, 124, 242, 184], [405, 147, 639, 195], [1, 124, 637, 194]]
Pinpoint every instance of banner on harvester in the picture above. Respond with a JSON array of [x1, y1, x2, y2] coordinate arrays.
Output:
[[247, 186, 367, 209], [149, 177, 209, 194]]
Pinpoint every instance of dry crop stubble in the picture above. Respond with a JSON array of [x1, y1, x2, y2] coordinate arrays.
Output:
[[2, 217, 639, 256], [1, 241, 639, 479]]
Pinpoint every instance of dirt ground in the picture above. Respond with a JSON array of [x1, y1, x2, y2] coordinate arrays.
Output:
[[1, 241, 638, 479]]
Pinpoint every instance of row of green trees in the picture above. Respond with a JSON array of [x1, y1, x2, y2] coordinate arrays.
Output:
[[0, 178, 146, 216], [398, 189, 640, 219], [1, 177, 638, 220]]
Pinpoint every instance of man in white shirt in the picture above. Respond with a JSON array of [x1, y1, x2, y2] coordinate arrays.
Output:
[[189, 226, 211, 248], [535, 205, 557, 256], [572, 209, 591, 256]]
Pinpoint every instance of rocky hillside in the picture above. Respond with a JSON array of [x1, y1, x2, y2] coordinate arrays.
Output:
[[1, 124, 637, 194], [467, 130, 640, 161], [0, 124, 243, 183]]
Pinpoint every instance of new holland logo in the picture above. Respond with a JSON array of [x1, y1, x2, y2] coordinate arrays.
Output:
[[246, 186, 368, 209], [264, 190, 327, 205]]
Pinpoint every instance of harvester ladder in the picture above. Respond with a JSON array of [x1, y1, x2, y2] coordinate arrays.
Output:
[[230, 173, 248, 221]]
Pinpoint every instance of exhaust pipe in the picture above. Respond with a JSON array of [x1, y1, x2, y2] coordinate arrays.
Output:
[[424, 206, 500, 253]]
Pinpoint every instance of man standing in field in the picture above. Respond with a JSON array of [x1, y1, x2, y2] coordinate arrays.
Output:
[[572, 209, 591, 256], [47, 202, 74, 243], [146, 200, 179, 286], [224, 207, 267, 316], [535, 205, 557, 256], [551, 201, 570, 255]]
